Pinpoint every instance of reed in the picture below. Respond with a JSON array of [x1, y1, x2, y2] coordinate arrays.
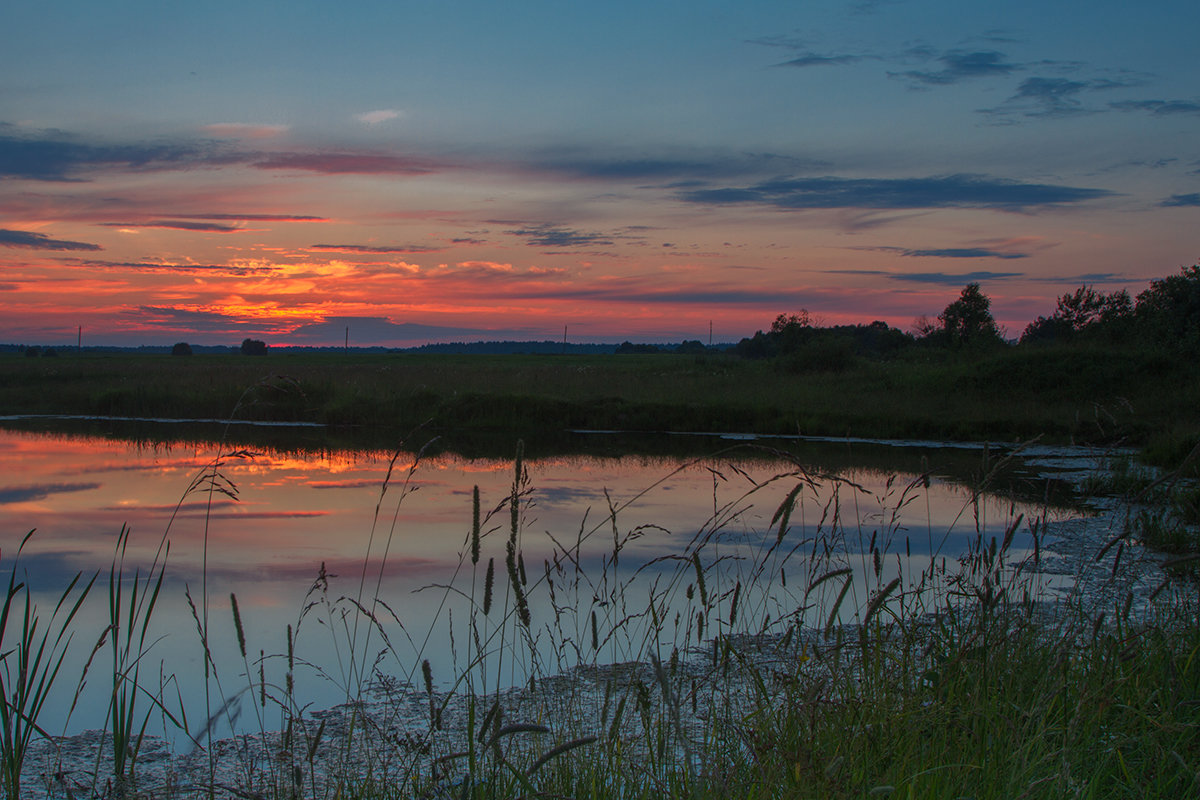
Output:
[[0, 532, 95, 800], [101, 524, 171, 796]]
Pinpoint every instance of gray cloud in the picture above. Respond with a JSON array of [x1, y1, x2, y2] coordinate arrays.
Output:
[[891, 50, 1020, 86], [1162, 193, 1200, 207], [679, 173, 1114, 212], [0, 228, 102, 251]]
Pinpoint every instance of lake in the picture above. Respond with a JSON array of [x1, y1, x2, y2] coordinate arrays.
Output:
[[0, 421, 1076, 745]]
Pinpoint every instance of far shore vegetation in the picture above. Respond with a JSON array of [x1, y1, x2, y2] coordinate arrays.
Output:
[[3, 264, 1199, 467]]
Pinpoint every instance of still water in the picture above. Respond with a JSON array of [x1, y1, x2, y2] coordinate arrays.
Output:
[[0, 424, 1061, 739]]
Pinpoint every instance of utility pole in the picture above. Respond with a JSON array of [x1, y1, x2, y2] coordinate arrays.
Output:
[[709, 320, 712, 347], [562, 324, 567, 354], [78, 326, 82, 353], [345, 326, 349, 355]]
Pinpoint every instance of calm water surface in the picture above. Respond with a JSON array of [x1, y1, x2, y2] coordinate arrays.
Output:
[[0, 425, 1059, 737]]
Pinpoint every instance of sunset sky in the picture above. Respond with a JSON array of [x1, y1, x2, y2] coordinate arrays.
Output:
[[2, 0, 1197, 346]]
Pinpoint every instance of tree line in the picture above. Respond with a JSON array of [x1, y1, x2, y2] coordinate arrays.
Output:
[[733, 263, 1200, 366]]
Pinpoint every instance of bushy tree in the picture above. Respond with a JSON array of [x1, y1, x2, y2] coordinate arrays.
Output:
[[1021, 286, 1132, 345], [938, 283, 1002, 347], [171, 342, 193, 356], [240, 338, 268, 356], [1134, 264, 1200, 355]]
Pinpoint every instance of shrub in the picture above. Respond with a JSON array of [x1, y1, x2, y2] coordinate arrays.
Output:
[[240, 338, 268, 356]]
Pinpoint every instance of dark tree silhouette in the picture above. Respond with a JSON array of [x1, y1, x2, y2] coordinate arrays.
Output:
[[1021, 286, 1132, 344], [171, 342, 193, 356], [1134, 264, 1200, 355], [938, 283, 1001, 347], [240, 338, 268, 356]]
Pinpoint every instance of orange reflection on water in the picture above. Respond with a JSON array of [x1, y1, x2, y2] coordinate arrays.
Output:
[[0, 426, 1056, 737]]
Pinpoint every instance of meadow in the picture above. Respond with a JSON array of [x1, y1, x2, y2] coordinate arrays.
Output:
[[2, 342, 1198, 455]]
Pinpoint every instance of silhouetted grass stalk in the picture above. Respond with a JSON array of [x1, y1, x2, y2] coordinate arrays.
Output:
[[0, 532, 95, 800]]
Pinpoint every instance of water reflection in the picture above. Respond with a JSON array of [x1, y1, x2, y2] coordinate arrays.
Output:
[[0, 426, 1063, 738]]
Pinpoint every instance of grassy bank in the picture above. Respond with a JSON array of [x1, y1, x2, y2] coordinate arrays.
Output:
[[3, 439, 1199, 799], [3, 344, 1198, 448]]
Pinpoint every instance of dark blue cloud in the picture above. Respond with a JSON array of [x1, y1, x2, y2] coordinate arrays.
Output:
[[890, 271, 1023, 284], [827, 269, 1022, 285], [892, 50, 1020, 86], [748, 33, 874, 70], [829, 269, 1136, 287], [0, 125, 235, 180], [1162, 193, 1200, 207], [0, 228, 101, 251], [982, 75, 1152, 120], [867, 246, 1029, 259], [679, 174, 1114, 212], [1110, 99, 1200, 116], [507, 225, 614, 248], [0, 125, 436, 182], [530, 150, 825, 182], [0, 482, 101, 505], [777, 53, 865, 69], [1006, 77, 1093, 116], [101, 220, 241, 232]]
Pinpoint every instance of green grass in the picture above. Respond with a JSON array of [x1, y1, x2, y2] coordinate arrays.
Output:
[[3, 343, 1199, 447], [2, 433, 1199, 799]]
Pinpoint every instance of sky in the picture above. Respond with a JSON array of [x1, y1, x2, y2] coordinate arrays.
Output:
[[2, 0, 1198, 347]]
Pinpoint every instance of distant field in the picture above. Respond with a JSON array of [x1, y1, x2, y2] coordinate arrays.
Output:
[[1, 347, 1197, 450]]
